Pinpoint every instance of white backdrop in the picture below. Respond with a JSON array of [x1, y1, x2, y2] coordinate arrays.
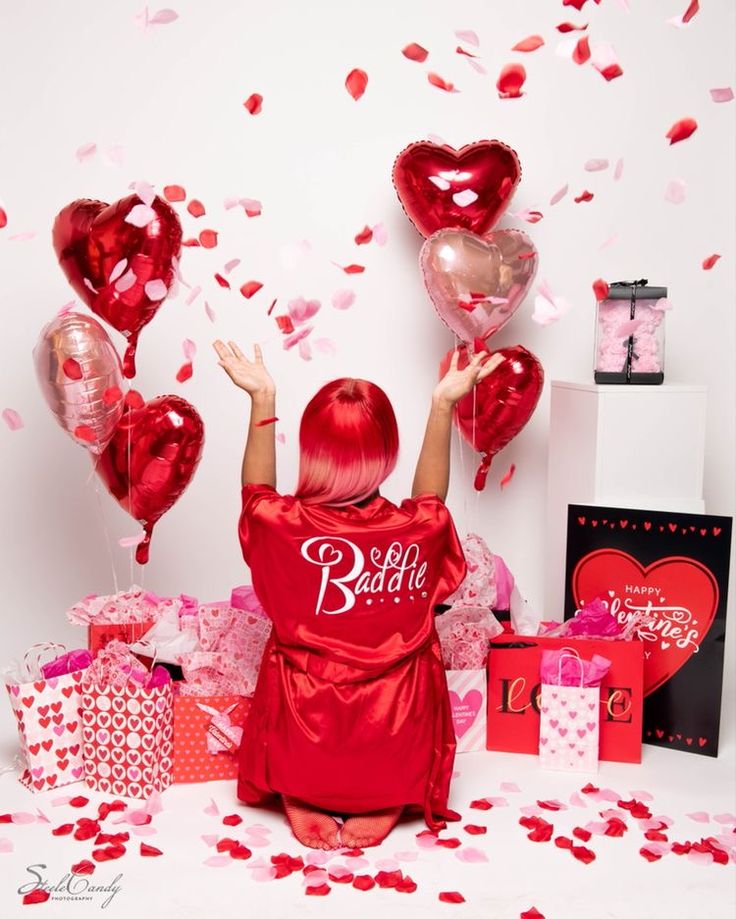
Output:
[[1, 1, 734, 726]]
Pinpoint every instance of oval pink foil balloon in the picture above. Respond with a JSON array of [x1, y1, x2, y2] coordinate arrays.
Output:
[[33, 312, 126, 454], [420, 228, 538, 342]]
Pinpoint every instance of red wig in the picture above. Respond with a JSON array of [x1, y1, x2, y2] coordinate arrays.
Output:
[[295, 378, 399, 506]]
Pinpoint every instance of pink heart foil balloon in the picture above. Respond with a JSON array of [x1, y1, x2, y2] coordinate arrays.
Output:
[[420, 228, 538, 342]]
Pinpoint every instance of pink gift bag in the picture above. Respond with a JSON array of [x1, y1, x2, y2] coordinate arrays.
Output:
[[4, 643, 86, 792], [80, 677, 174, 798], [538, 648, 606, 773]]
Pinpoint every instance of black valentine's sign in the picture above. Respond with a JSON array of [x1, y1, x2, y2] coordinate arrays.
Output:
[[564, 505, 732, 757]]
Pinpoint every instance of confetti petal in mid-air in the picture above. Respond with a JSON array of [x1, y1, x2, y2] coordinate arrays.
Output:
[[402, 43, 429, 62], [665, 179, 686, 204], [240, 281, 263, 299], [427, 72, 457, 92], [532, 283, 572, 326], [666, 118, 698, 144], [710, 87, 734, 103], [0, 207, 7, 229], [199, 229, 218, 248], [520, 909, 545, 919], [164, 184, 186, 202], [563, 0, 589, 9], [702, 254, 721, 270], [585, 158, 608, 171], [176, 362, 193, 383], [574, 190, 594, 203], [244, 94, 263, 115], [354, 225, 373, 245], [573, 36, 591, 64], [512, 35, 544, 52], [345, 69, 368, 100], [500, 464, 516, 488], [590, 43, 623, 80], [372, 222, 387, 245], [455, 29, 479, 46], [187, 199, 205, 217], [76, 142, 97, 163], [149, 8, 179, 25], [549, 184, 568, 205], [593, 279, 609, 301], [497, 63, 526, 98], [339, 263, 365, 274], [557, 22, 588, 32], [1, 409, 23, 431], [288, 297, 321, 325]]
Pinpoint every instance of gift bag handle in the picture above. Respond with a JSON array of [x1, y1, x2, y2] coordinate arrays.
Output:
[[556, 646, 585, 688], [22, 642, 66, 681]]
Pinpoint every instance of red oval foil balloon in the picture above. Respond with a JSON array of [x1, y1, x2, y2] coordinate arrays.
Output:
[[393, 140, 522, 238], [440, 344, 544, 490], [52, 195, 182, 378], [96, 395, 204, 564], [421, 228, 538, 342]]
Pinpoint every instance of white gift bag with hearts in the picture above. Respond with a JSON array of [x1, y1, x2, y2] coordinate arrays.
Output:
[[445, 669, 487, 752], [4, 643, 86, 793], [539, 649, 600, 773]]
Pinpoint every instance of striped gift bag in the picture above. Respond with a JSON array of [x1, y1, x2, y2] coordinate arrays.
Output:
[[445, 669, 487, 752]]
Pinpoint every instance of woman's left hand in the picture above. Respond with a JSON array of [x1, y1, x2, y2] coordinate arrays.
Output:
[[433, 348, 503, 407]]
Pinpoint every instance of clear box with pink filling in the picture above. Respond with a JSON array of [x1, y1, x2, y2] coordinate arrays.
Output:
[[594, 282, 667, 385]]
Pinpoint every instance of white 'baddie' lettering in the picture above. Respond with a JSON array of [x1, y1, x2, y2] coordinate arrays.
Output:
[[300, 536, 428, 615]]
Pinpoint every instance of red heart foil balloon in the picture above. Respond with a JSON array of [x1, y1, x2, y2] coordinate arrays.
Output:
[[572, 550, 719, 697], [393, 140, 521, 238], [421, 228, 538, 342], [96, 395, 204, 564], [52, 195, 182, 378], [440, 344, 544, 490]]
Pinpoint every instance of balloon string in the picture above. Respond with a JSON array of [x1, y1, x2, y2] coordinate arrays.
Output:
[[127, 412, 133, 590], [91, 464, 119, 595], [452, 334, 469, 536], [471, 383, 478, 533]]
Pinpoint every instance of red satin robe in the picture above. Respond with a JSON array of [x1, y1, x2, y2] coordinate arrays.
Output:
[[236, 484, 467, 830]]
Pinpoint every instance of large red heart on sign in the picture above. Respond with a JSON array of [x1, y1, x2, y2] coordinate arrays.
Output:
[[572, 550, 719, 697], [52, 195, 182, 378], [392, 140, 522, 238]]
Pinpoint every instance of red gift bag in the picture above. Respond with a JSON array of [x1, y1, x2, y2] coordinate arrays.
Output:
[[172, 694, 250, 783], [87, 620, 156, 655], [487, 635, 643, 763]]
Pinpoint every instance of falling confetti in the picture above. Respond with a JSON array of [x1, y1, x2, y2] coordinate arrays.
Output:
[[549, 184, 568, 205], [590, 43, 623, 81], [500, 464, 516, 488], [2, 410, 24, 432], [0, 206, 7, 228], [557, 22, 587, 32], [497, 63, 526, 98], [593, 279, 610, 301], [584, 158, 609, 171], [512, 35, 544, 52], [240, 281, 263, 299], [199, 229, 218, 248], [163, 184, 186, 202], [710, 87, 734, 103], [402, 43, 428, 62], [345, 69, 368, 100], [244, 93, 263, 115], [427, 73, 457, 92], [665, 179, 687, 204], [573, 36, 591, 64], [187, 199, 205, 217], [455, 29, 479, 46], [702, 254, 721, 270], [354, 225, 373, 245], [574, 190, 594, 203], [176, 362, 193, 383], [666, 117, 698, 144]]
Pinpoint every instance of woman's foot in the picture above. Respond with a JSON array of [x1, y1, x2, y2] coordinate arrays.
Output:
[[339, 806, 403, 849], [282, 795, 342, 850]]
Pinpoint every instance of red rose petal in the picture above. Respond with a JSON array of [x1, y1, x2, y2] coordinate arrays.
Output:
[[439, 891, 466, 904], [73, 425, 96, 444], [163, 185, 186, 202], [537, 800, 564, 811], [216, 838, 238, 853], [435, 837, 461, 849], [497, 63, 526, 98], [229, 844, 252, 860], [555, 836, 573, 849], [341, 849, 364, 857], [563, 0, 589, 9], [340, 264, 365, 274], [345, 69, 368, 100], [521, 909, 545, 919], [255, 417, 278, 427], [395, 875, 418, 893], [140, 843, 163, 857], [199, 229, 218, 248], [529, 824, 554, 843], [464, 825, 487, 835], [593, 278, 609, 301], [62, 358, 83, 381], [470, 799, 493, 811], [682, 0, 700, 24], [604, 817, 628, 838], [574, 190, 594, 203], [573, 36, 591, 65], [102, 386, 123, 406], [571, 845, 596, 864], [52, 824, 74, 836], [456, 46, 479, 58], [512, 35, 544, 53], [0, 206, 8, 229], [702, 254, 721, 270], [666, 118, 698, 145], [124, 390, 144, 409], [645, 830, 669, 842], [427, 72, 456, 92], [354, 225, 373, 245], [214, 273, 230, 289], [187, 199, 205, 218], [69, 795, 89, 808], [640, 846, 662, 863], [581, 783, 599, 795], [402, 43, 428, 63], [275, 315, 295, 334], [557, 22, 588, 32], [352, 875, 376, 891], [305, 884, 331, 896], [244, 93, 263, 115], [176, 362, 193, 383], [240, 281, 263, 299], [23, 889, 50, 904], [500, 464, 516, 489], [328, 871, 354, 884], [375, 869, 403, 888], [182, 238, 201, 247], [92, 843, 126, 861], [71, 859, 95, 875], [573, 827, 592, 842], [222, 814, 243, 826], [95, 832, 129, 845]]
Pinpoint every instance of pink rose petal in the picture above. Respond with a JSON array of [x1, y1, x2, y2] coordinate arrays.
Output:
[[149, 8, 179, 25], [11, 813, 36, 825], [332, 289, 355, 311], [182, 338, 197, 360], [203, 799, 219, 816], [710, 87, 734, 103], [714, 813, 736, 825], [372, 222, 387, 246], [375, 858, 400, 871], [204, 301, 216, 322], [613, 158, 624, 180], [288, 297, 321, 325], [665, 179, 686, 204], [185, 285, 202, 306], [204, 855, 232, 867], [686, 812, 710, 823], [455, 847, 488, 863], [569, 793, 587, 808], [455, 29, 479, 47], [283, 325, 313, 351], [486, 797, 509, 807], [584, 158, 609, 172], [2, 408, 24, 431], [549, 184, 568, 205], [501, 782, 521, 793], [75, 142, 97, 163]]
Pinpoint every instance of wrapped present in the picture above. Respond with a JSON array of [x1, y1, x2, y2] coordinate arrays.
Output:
[[538, 646, 611, 773], [172, 695, 250, 783], [4, 643, 89, 792], [80, 641, 173, 798]]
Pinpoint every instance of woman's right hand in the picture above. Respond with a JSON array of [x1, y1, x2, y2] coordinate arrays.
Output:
[[213, 340, 275, 398]]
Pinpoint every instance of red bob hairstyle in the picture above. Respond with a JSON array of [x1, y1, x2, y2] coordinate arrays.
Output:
[[295, 378, 399, 507]]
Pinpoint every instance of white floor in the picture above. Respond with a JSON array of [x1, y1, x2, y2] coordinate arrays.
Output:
[[1, 725, 734, 919]]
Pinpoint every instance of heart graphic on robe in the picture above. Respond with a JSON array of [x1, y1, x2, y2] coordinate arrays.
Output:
[[392, 140, 521, 238], [52, 194, 182, 377], [420, 228, 538, 342], [572, 549, 719, 696], [448, 690, 483, 738]]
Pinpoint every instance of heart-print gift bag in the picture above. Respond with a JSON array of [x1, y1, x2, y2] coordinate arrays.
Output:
[[538, 647, 611, 773], [445, 670, 487, 752], [172, 695, 250, 783], [4, 643, 89, 792], [80, 641, 174, 799]]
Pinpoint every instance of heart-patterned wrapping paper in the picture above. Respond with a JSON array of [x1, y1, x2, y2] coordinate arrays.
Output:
[[539, 683, 600, 773], [80, 680, 173, 798], [5, 669, 86, 792], [446, 669, 487, 753], [172, 694, 250, 783]]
